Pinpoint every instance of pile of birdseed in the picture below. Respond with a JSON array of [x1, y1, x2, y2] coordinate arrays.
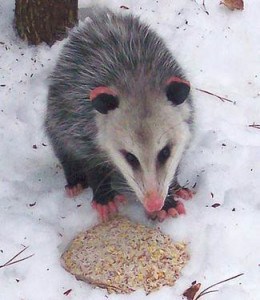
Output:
[[61, 216, 189, 294]]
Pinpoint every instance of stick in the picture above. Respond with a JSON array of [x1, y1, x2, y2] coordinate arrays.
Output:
[[195, 88, 234, 103], [202, 1, 209, 15], [249, 123, 260, 129]]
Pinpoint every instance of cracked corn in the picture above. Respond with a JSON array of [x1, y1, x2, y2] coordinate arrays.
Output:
[[61, 216, 189, 294]]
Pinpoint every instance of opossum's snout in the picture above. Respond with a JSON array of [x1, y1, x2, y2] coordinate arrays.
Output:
[[143, 190, 164, 213]]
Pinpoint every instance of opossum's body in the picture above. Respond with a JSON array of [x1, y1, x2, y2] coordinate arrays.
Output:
[[45, 8, 193, 221]]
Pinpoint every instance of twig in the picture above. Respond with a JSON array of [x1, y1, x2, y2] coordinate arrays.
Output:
[[192, 0, 209, 15], [194, 273, 244, 300], [249, 123, 260, 129], [195, 88, 234, 103], [120, 5, 129, 10], [195, 289, 218, 299], [202, 1, 209, 15], [0, 246, 34, 269]]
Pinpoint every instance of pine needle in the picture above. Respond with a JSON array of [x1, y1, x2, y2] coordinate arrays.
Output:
[[0, 246, 34, 269], [194, 273, 244, 300]]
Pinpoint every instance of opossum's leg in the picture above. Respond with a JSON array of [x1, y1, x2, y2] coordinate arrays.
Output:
[[58, 154, 88, 197], [88, 167, 126, 222]]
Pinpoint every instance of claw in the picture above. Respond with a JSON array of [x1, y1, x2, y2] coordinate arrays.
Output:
[[108, 201, 118, 215], [93, 203, 110, 222], [114, 194, 127, 204], [147, 212, 157, 220], [175, 201, 186, 215], [174, 188, 194, 200], [147, 207, 179, 222], [101, 204, 109, 222], [91, 201, 97, 209], [157, 210, 167, 222], [167, 207, 178, 217], [65, 183, 83, 197]]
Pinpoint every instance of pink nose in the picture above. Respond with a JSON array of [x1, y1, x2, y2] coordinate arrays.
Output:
[[143, 191, 164, 213]]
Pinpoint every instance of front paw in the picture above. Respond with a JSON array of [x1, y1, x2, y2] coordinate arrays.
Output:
[[65, 183, 84, 197], [146, 197, 186, 222], [174, 187, 194, 200], [92, 194, 126, 222]]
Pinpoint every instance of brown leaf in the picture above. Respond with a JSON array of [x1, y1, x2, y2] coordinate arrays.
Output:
[[183, 283, 201, 300], [212, 203, 221, 208], [220, 0, 244, 10], [63, 289, 72, 296]]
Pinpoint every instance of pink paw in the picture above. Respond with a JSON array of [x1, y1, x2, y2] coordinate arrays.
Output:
[[147, 201, 186, 222], [147, 187, 194, 222], [174, 188, 194, 200], [92, 194, 127, 222], [65, 183, 83, 197]]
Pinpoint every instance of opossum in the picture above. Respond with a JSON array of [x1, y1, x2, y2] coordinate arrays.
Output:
[[45, 8, 194, 222]]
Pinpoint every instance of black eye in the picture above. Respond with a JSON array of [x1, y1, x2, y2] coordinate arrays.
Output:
[[122, 151, 140, 169], [158, 145, 171, 164]]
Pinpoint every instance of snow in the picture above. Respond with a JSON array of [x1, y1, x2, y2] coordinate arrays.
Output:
[[0, 0, 259, 299]]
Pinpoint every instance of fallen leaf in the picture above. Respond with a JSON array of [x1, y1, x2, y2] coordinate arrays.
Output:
[[212, 203, 221, 208], [183, 283, 201, 300], [63, 289, 72, 296], [220, 0, 244, 10]]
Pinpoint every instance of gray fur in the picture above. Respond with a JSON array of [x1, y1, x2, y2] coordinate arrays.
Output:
[[45, 8, 193, 207]]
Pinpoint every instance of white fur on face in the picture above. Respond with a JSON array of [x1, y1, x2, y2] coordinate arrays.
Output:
[[96, 92, 192, 205]]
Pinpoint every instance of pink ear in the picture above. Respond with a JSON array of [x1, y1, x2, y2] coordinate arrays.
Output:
[[89, 86, 117, 101], [166, 76, 190, 87], [165, 76, 191, 105], [89, 86, 119, 114]]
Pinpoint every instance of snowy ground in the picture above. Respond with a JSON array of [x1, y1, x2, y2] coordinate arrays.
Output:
[[0, 0, 260, 299]]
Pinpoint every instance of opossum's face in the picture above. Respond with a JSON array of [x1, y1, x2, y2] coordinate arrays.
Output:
[[91, 78, 192, 213]]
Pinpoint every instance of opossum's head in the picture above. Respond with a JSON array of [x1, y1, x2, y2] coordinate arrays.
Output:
[[90, 77, 192, 213]]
